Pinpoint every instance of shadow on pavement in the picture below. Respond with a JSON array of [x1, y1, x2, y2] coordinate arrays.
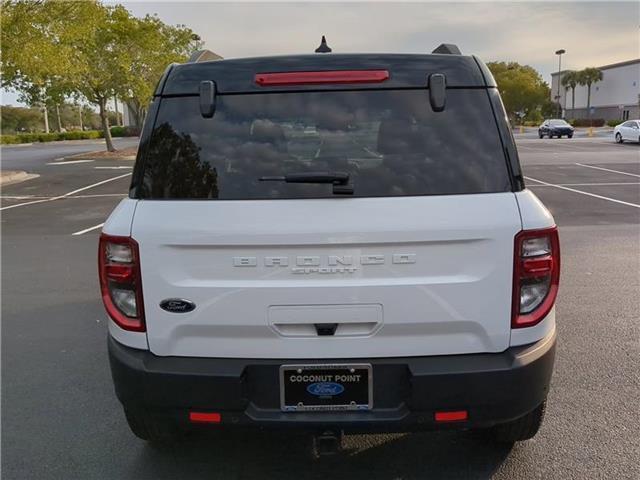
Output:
[[131, 429, 513, 480]]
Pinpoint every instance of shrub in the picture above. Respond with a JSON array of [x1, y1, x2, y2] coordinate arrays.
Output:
[[571, 118, 605, 127], [0, 134, 20, 144], [0, 130, 104, 144], [62, 130, 102, 140], [110, 126, 126, 137], [38, 133, 63, 142], [607, 119, 622, 127], [110, 125, 140, 137]]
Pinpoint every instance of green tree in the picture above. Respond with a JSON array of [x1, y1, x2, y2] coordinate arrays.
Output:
[[122, 15, 202, 127], [68, 3, 138, 151], [577, 67, 603, 118], [1, 1, 94, 132], [561, 71, 579, 117], [2, 1, 204, 149], [487, 62, 551, 123], [1, 105, 43, 133]]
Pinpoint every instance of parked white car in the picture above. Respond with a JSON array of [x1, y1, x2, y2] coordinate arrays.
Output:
[[614, 120, 640, 143]]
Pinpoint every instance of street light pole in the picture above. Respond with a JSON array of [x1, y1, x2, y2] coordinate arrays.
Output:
[[555, 49, 566, 118]]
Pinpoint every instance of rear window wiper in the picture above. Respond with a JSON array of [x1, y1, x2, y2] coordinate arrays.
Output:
[[259, 172, 353, 194]]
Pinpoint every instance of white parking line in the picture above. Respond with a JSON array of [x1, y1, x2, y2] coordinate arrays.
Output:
[[0, 173, 132, 211], [574, 163, 640, 178], [529, 182, 640, 187], [58, 173, 132, 197], [94, 166, 133, 170], [72, 222, 104, 236], [0, 195, 41, 199], [70, 193, 127, 198], [46, 159, 94, 165], [1, 193, 126, 200], [524, 176, 640, 208]]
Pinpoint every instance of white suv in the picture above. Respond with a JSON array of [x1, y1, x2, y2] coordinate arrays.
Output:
[[100, 45, 559, 449]]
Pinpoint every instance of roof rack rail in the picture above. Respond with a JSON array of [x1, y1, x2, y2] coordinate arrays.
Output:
[[188, 50, 223, 63], [432, 44, 461, 55]]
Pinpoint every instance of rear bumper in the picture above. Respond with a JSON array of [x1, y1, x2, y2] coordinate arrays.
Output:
[[108, 330, 556, 433]]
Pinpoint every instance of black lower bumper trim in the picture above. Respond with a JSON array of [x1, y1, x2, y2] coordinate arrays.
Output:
[[108, 331, 556, 432]]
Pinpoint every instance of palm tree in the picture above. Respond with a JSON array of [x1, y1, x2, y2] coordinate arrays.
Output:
[[577, 68, 603, 118], [561, 71, 579, 118]]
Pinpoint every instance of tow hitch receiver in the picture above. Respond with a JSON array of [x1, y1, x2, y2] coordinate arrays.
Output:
[[313, 430, 343, 456]]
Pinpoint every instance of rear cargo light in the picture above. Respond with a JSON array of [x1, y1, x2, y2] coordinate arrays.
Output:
[[254, 70, 390, 86], [189, 412, 221, 424], [98, 234, 145, 332], [512, 227, 560, 328], [435, 410, 468, 422]]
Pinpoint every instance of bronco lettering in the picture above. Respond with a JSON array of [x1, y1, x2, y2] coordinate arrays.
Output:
[[233, 254, 416, 272]]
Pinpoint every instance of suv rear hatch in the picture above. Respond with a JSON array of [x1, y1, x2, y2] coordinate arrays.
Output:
[[130, 55, 523, 358]]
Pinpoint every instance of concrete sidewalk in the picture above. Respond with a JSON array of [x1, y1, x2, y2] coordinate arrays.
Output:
[[61, 145, 138, 162], [0, 170, 39, 186]]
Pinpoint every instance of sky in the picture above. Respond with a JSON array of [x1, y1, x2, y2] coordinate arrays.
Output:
[[2, 1, 639, 106]]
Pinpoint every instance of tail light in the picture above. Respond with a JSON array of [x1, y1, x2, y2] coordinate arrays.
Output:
[[512, 227, 560, 328], [98, 234, 145, 332]]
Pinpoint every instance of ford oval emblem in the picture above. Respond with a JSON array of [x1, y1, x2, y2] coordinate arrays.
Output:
[[307, 382, 345, 396], [159, 298, 195, 313]]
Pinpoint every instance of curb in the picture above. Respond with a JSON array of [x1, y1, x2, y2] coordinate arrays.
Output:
[[61, 154, 137, 162], [0, 170, 40, 186], [62, 149, 137, 162], [1, 143, 34, 148]]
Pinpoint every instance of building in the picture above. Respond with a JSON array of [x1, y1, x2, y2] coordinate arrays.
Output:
[[550, 59, 640, 121]]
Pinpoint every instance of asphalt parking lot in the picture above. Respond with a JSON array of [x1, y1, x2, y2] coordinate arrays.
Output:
[[1, 136, 639, 479]]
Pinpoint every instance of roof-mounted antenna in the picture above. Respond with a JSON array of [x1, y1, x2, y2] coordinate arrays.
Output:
[[315, 35, 332, 53], [432, 44, 461, 55]]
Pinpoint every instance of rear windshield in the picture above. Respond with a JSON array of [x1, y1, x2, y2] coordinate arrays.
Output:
[[137, 89, 511, 199]]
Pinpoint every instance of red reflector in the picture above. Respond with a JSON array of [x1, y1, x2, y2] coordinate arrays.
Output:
[[189, 412, 221, 424], [521, 256, 553, 277], [255, 70, 390, 86], [105, 264, 134, 282], [435, 410, 468, 422]]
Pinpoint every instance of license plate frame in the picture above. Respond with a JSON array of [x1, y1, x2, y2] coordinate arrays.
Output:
[[279, 363, 373, 412]]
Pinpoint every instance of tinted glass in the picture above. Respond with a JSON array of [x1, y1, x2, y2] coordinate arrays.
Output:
[[139, 89, 510, 199], [549, 120, 569, 126]]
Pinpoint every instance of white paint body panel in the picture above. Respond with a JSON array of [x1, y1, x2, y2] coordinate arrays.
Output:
[[101, 198, 138, 236], [514, 190, 555, 230], [129, 193, 527, 358], [510, 308, 556, 347], [108, 319, 149, 350]]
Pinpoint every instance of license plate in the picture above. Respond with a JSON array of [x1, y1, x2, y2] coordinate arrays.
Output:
[[280, 364, 372, 412]]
